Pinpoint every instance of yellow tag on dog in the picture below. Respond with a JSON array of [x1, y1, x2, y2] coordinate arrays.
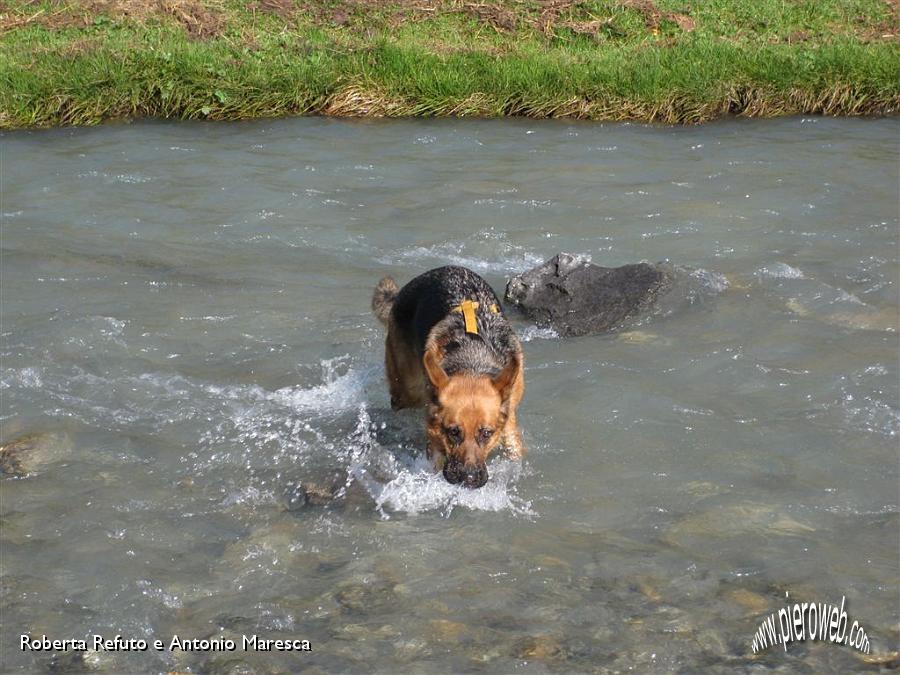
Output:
[[453, 300, 480, 335]]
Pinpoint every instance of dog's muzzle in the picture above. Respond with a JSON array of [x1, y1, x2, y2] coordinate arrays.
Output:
[[443, 458, 488, 489]]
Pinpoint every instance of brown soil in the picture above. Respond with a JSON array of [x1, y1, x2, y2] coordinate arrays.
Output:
[[247, 0, 294, 22], [462, 1, 520, 32], [619, 0, 693, 33], [158, 0, 223, 38], [1, 0, 225, 38]]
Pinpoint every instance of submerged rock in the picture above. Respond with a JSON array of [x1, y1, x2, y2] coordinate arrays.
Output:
[[722, 588, 771, 614], [219, 520, 323, 580], [0, 432, 73, 478], [427, 619, 475, 644], [504, 253, 675, 336], [393, 637, 431, 662], [616, 330, 667, 345], [858, 651, 900, 668], [663, 502, 816, 552], [283, 469, 369, 513], [333, 579, 398, 615], [284, 481, 335, 510], [43, 651, 94, 673], [512, 635, 566, 660], [200, 657, 263, 675]]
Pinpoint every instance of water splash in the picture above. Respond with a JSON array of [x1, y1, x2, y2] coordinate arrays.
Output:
[[370, 456, 534, 519], [196, 361, 534, 518], [343, 405, 534, 519]]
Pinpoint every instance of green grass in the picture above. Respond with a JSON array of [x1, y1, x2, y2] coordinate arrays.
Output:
[[1, 0, 898, 127]]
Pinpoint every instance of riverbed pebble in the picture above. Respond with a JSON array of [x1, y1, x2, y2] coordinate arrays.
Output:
[[333, 580, 398, 615], [0, 432, 73, 477], [427, 619, 474, 643], [512, 634, 565, 660], [723, 588, 771, 614]]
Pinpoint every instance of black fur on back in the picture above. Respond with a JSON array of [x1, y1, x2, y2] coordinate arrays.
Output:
[[389, 266, 520, 377]]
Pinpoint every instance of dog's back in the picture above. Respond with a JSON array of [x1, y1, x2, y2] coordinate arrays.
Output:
[[376, 266, 518, 377]]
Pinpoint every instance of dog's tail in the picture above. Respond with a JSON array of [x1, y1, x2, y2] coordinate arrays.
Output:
[[372, 276, 399, 326]]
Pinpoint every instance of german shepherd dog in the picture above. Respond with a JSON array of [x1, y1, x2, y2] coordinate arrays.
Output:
[[372, 266, 525, 488]]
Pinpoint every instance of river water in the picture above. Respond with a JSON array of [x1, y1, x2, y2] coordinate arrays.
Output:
[[1, 117, 898, 673]]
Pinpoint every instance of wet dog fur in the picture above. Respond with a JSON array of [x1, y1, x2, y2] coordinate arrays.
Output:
[[372, 266, 525, 488]]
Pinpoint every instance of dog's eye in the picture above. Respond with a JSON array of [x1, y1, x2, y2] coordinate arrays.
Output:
[[444, 425, 462, 442], [478, 428, 494, 444]]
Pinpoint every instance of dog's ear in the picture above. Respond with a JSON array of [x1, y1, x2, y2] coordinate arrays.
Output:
[[423, 344, 449, 391], [491, 353, 519, 401]]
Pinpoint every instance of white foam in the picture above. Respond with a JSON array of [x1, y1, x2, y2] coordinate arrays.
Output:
[[136, 579, 182, 609], [271, 367, 372, 413], [179, 315, 236, 322], [756, 262, 805, 279], [641, 224, 700, 239], [1, 367, 43, 389], [558, 251, 593, 267], [219, 485, 277, 508], [114, 174, 154, 184], [689, 267, 730, 293], [839, 365, 900, 438], [378, 230, 544, 275], [368, 456, 534, 518], [519, 325, 559, 342], [388, 246, 543, 275], [833, 288, 864, 306], [206, 356, 373, 415]]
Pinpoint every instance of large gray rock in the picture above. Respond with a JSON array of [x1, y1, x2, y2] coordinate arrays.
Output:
[[504, 253, 675, 336]]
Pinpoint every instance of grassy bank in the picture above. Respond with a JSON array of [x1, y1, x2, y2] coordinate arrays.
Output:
[[1, 0, 898, 127]]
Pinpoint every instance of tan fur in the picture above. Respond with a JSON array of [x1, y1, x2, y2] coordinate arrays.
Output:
[[421, 336, 525, 473], [371, 276, 399, 326], [384, 323, 429, 409]]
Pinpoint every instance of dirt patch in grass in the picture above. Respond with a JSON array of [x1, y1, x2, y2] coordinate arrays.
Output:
[[556, 17, 614, 38], [0, 0, 225, 38], [858, 0, 900, 42], [467, 0, 695, 35], [619, 0, 693, 33], [158, 0, 223, 38], [461, 1, 520, 32], [785, 29, 811, 44], [247, 0, 295, 22], [533, 0, 578, 33]]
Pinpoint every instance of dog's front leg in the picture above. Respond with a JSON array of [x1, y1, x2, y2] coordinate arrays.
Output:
[[502, 415, 526, 460], [425, 415, 446, 472], [426, 436, 446, 471], [425, 406, 446, 472]]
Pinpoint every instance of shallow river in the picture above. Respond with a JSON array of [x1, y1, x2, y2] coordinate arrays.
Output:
[[2, 117, 898, 673]]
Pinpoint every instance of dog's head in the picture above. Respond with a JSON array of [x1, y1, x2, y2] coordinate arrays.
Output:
[[423, 344, 519, 489]]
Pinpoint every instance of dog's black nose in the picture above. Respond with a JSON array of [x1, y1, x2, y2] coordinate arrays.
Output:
[[443, 460, 487, 489], [462, 465, 488, 489]]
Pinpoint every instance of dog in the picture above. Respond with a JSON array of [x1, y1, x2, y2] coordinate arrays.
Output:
[[372, 266, 525, 488]]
